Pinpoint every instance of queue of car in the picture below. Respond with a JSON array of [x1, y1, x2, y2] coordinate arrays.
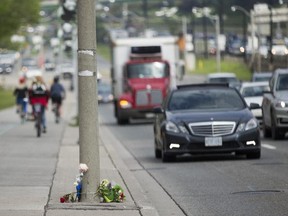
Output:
[[149, 70, 288, 162]]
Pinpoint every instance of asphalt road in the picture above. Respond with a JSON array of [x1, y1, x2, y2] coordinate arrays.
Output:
[[98, 100, 288, 216]]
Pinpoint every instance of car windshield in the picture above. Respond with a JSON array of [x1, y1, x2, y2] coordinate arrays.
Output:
[[242, 85, 270, 97], [276, 74, 288, 91], [254, 76, 271, 82], [127, 62, 168, 78], [98, 83, 111, 94], [168, 88, 245, 111]]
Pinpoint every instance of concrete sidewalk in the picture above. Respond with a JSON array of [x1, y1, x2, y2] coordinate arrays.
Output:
[[0, 74, 204, 216], [44, 83, 185, 216]]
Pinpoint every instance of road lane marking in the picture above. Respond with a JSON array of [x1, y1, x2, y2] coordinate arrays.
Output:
[[262, 144, 276, 150]]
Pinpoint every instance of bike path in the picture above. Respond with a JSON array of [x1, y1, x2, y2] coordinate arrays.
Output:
[[0, 74, 199, 216]]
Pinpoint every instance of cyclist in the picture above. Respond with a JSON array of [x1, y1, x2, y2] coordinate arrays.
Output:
[[29, 76, 49, 133], [50, 76, 65, 123], [13, 77, 29, 122]]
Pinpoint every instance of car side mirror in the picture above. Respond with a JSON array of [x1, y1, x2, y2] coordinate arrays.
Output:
[[249, 103, 261, 109], [153, 106, 163, 114], [263, 90, 272, 94]]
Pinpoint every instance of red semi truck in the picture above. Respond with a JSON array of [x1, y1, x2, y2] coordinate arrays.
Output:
[[110, 37, 179, 124]]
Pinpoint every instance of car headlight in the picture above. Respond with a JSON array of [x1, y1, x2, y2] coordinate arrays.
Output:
[[165, 121, 179, 133], [179, 125, 190, 134], [236, 118, 258, 132], [165, 122, 189, 134], [275, 100, 287, 108]]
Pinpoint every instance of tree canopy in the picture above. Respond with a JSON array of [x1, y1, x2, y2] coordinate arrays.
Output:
[[0, 0, 40, 48]]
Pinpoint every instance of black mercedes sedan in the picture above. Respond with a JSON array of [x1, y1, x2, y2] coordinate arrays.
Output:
[[153, 84, 261, 162]]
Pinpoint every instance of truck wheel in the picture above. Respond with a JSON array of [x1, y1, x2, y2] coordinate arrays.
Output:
[[117, 117, 129, 125]]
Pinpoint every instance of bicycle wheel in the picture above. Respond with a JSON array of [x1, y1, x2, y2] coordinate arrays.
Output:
[[34, 104, 42, 137], [55, 104, 60, 123], [36, 113, 41, 137]]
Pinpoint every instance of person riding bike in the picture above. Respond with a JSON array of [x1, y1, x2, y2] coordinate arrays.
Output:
[[29, 76, 49, 133], [14, 77, 29, 122], [50, 76, 65, 123]]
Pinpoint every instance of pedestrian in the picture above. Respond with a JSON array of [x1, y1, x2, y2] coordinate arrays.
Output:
[[50, 76, 65, 121], [13, 77, 29, 121], [28, 76, 50, 133]]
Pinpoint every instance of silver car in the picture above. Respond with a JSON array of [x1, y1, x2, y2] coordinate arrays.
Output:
[[262, 69, 288, 139]]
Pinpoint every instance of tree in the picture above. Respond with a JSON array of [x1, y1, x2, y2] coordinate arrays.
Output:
[[0, 0, 40, 49]]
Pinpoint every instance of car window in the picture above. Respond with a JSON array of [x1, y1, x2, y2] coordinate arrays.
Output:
[[242, 85, 270, 97], [276, 74, 288, 91], [168, 88, 245, 111], [127, 62, 169, 78]]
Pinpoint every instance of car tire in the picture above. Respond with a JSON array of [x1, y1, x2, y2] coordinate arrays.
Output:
[[262, 114, 271, 138], [154, 138, 161, 159], [271, 111, 284, 140], [161, 140, 175, 162], [246, 150, 261, 159]]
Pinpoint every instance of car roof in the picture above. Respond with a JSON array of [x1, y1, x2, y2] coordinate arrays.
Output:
[[241, 81, 269, 88], [274, 68, 288, 75], [252, 72, 272, 77], [176, 83, 230, 90], [207, 72, 237, 78]]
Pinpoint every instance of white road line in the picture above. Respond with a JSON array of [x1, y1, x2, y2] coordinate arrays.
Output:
[[262, 143, 276, 150]]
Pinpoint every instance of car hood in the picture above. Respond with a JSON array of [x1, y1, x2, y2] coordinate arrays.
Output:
[[275, 91, 288, 101], [166, 108, 253, 124]]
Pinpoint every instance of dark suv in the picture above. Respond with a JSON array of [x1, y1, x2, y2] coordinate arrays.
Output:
[[262, 69, 288, 139]]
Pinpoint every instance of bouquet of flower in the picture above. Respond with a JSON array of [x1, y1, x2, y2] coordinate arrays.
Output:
[[60, 163, 89, 203], [97, 179, 125, 203], [60, 192, 77, 203]]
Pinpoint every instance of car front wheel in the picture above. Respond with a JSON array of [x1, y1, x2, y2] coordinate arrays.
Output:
[[154, 138, 161, 159], [161, 140, 175, 162], [246, 150, 261, 159], [271, 111, 285, 140], [262, 115, 271, 138]]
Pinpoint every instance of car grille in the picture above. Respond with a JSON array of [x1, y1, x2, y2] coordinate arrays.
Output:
[[135, 90, 163, 106], [188, 121, 236, 137]]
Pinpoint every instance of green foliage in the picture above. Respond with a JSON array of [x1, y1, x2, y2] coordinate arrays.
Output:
[[0, 87, 15, 110], [0, 0, 40, 48], [97, 43, 111, 61], [192, 57, 252, 81]]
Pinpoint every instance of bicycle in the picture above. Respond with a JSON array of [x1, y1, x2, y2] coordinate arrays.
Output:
[[33, 103, 43, 137], [17, 98, 28, 124], [52, 102, 60, 123]]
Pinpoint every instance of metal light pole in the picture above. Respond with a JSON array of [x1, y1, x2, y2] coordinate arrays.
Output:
[[214, 15, 221, 72], [77, 0, 100, 202], [192, 7, 221, 72], [231, 5, 256, 69]]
